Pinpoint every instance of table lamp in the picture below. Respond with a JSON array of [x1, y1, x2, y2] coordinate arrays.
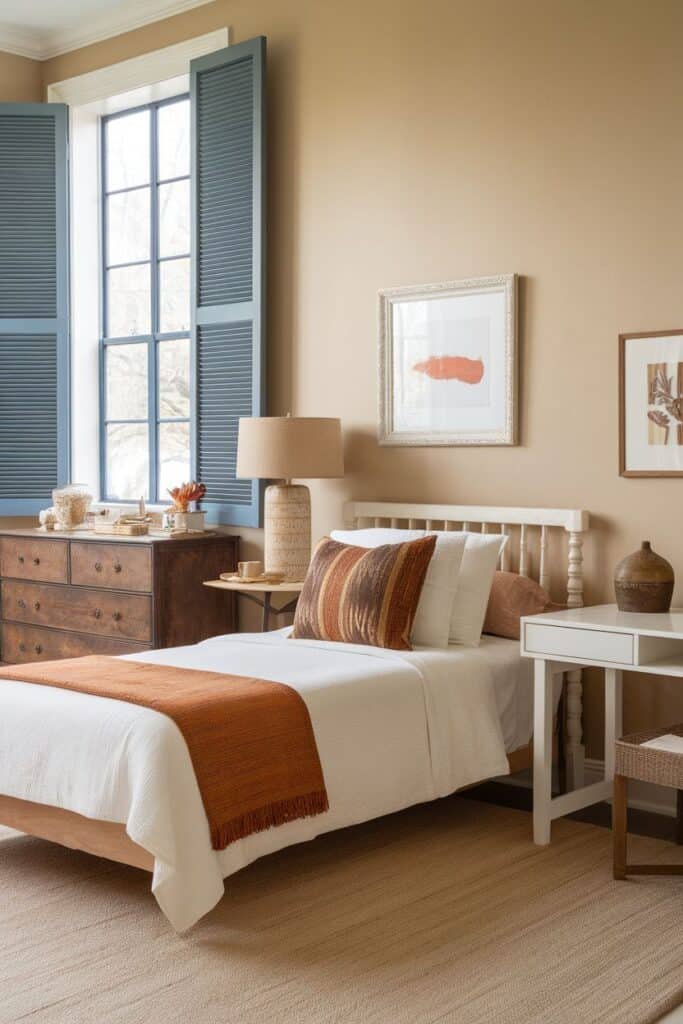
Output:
[[236, 416, 344, 581]]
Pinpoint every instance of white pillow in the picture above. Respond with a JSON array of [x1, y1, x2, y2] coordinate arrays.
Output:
[[448, 533, 508, 646], [330, 528, 466, 648]]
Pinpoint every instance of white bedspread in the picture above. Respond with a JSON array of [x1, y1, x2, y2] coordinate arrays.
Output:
[[0, 629, 511, 931]]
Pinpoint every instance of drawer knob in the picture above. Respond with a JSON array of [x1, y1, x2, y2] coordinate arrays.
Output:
[[113, 563, 122, 574], [17, 555, 24, 564], [17, 599, 26, 609], [33, 557, 40, 566], [93, 608, 102, 620], [112, 611, 122, 622], [34, 644, 42, 655], [94, 562, 103, 572], [34, 602, 40, 612], [18, 642, 26, 653]]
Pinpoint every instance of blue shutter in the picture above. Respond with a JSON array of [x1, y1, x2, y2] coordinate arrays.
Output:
[[190, 38, 266, 527], [0, 103, 69, 514]]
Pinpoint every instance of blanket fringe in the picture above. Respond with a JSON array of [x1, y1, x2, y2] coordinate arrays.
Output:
[[211, 790, 330, 850]]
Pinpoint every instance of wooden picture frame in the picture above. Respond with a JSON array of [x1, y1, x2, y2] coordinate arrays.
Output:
[[378, 274, 517, 447], [619, 329, 683, 477]]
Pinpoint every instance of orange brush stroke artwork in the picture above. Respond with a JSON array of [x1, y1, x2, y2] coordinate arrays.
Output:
[[412, 355, 485, 384]]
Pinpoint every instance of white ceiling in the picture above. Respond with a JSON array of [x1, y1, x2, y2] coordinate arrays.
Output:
[[0, 0, 214, 60]]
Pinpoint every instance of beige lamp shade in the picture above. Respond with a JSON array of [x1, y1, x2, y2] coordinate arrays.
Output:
[[236, 417, 344, 480]]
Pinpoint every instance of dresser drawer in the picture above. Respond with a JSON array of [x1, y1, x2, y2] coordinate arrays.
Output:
[[523, 622, 634, 665], [1, 581, 153, 643], [1, 622, 151, 665], [70, 542, 152, 592], [0, 537, 68, 584]]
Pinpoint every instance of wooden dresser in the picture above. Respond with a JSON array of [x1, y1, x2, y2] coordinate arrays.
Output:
[[0, 529, 238, 665]]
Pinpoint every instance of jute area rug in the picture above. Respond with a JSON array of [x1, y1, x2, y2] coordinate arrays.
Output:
[[1, 796, 681, 1024]]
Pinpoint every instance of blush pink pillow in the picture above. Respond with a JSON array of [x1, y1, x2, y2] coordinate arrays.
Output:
[[483, 571, 563, 640]]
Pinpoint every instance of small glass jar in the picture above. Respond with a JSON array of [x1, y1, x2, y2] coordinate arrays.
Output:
[[52, 484, 92, 530]]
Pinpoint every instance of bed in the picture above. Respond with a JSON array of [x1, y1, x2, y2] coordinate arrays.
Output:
[[0, 501, 589, 930]]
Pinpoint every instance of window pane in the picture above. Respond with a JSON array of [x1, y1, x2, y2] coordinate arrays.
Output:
[[159, 258, 190, 333], [158, 180, 189, 258], [159, 338, 190, 418], [106, 343, 148, 420], [107, 263, 151, 337], [159, 421, 190, 498], [158, 99, 189, 180], [106, 423, 149, 500], [107, 188, 150, 266], [105, 110, 150, 192]]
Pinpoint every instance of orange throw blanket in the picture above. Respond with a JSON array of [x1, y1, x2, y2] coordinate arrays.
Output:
[[0, 656, 329, 850]]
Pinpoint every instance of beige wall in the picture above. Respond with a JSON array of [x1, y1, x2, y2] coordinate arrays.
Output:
[[2, 0, 680, 753], [0, 50, 42, 101]]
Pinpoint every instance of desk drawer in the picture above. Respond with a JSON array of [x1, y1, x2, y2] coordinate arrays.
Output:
[[1, 622, 151, 664], [70, 542, 152, 592], [523, 622, 634, 665], [0, 537, 68, 584], [1, 581, 152, 643]]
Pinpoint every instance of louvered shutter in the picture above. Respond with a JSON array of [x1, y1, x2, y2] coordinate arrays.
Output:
[[190, 38, 266, 527], [0, 103, 69, 514]]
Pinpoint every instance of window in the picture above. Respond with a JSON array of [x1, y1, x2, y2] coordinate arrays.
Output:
[[26, 35, 266, 524], [101, 96, 191, 502]]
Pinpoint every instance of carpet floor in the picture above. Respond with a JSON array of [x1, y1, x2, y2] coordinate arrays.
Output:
[[1, 796, 682, 1024]]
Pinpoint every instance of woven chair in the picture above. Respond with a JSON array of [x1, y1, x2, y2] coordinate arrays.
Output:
[[613, 725, 683, 879]]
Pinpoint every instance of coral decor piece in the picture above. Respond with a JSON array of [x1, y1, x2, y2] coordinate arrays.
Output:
[[168, 481, 206, 512]]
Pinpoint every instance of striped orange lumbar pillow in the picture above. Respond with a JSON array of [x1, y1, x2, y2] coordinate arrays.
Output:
[[291, 534, 437, 650]]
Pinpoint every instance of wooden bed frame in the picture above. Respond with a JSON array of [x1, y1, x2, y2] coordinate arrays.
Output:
[[0, 501, 589, 873], [0, 743, 535, 872]]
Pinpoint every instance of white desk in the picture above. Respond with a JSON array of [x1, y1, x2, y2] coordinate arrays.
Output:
[[521, 604, 683, 844]]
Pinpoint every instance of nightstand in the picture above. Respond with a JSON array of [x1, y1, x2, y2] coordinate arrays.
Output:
[[521, 603, 683, 846], [203, 579, 304, 632]]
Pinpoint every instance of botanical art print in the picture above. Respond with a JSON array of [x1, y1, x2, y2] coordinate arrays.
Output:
[[378, 275, 517, 446], [620, 330, 683, 476], [647, 363, 683, 444]]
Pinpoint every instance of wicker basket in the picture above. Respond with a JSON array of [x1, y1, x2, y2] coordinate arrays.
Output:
[[615, 725, 683, 788]]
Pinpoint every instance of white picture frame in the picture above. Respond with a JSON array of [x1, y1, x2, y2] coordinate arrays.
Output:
[[378, 274, 517, 446]]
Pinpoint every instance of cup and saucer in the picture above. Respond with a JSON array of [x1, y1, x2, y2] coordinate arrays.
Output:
[[220, 561, 285, 584]]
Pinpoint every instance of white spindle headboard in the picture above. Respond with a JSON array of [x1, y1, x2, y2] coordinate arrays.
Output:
[[343, 500, 590, 788]]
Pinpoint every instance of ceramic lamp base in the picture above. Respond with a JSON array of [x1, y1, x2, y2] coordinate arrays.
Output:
[[264, 483, 311, 582]]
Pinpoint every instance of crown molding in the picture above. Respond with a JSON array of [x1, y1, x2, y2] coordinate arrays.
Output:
[[0, 0, 216, 61], [0, 23, 46, 60]]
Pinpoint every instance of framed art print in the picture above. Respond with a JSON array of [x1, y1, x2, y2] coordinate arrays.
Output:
[[378, 274, 517, 446], [619, 329, 683, 476]]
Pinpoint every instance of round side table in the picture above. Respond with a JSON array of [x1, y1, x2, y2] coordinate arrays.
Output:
[[203, 579, 304, 632]]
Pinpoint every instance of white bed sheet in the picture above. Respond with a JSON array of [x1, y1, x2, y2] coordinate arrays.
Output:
[[0, 629, 535, 931], [477, 634, 536, 754]]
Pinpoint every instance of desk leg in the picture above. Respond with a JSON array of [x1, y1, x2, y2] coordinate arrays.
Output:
[[604, 668, 623, 783], [533, 658, 554, 845]]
